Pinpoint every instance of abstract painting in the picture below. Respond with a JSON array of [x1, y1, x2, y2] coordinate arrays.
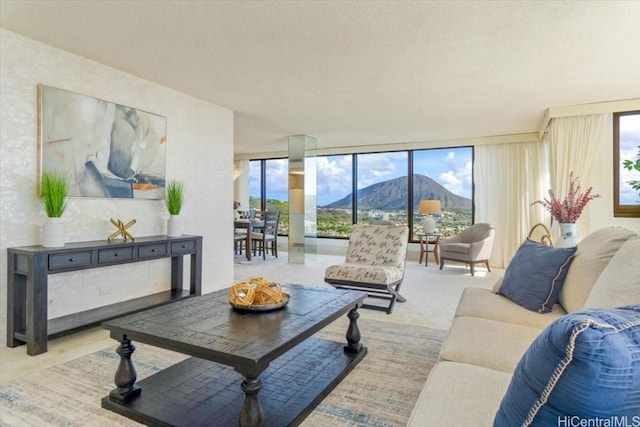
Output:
[[38, 84, 167, 199]]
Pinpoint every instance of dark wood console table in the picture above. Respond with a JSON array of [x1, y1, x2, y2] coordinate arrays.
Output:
[[6, 234, 202, 356]]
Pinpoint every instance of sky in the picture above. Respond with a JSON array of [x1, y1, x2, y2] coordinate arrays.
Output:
[[250, 147, 473, 206]]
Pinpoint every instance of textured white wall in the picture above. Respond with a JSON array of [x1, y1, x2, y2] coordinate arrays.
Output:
[[0, 29, 235, 346]]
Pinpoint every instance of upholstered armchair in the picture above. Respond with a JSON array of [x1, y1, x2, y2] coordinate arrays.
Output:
[[324, 223, 409, 314], [439, 223, 495, 276]]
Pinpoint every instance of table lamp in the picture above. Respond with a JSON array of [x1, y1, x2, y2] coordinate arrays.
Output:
[[419, 199, 441, 233]]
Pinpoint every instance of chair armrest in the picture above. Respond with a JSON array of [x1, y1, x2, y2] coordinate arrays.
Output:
[[468, 237, 494, 259]]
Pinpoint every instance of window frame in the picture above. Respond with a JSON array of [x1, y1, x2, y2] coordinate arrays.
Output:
[[613, 111, 640, 218], [248, 145, 475, 239]]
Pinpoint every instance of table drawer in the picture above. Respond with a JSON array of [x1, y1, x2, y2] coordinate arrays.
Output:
[[171, 240, 195, 254], [98, 247, 134, 264], [49, 252, 93, 270], [138, 243, 168, 259]]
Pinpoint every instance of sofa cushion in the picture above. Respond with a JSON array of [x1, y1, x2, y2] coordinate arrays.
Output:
[[439, 316, 543, 373], [498, 240, 576, 313], [407, 361, 512, 427], [455, 287, 567, 329], [584, 236, 640, 309], [442, 242, 471, 254], [494, 305, 640, 426], [558, 227, 635, 313]]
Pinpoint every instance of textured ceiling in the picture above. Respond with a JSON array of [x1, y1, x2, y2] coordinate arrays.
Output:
[[1, 1, 639, 155]]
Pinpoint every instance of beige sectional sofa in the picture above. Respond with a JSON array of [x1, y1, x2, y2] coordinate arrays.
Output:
[[408, 226, 640, 426]]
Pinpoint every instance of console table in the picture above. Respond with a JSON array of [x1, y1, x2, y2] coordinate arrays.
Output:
[[6, 235, 202, 356]]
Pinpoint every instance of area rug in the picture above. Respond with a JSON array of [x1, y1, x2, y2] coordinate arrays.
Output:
[[0, 317, 446, 427]]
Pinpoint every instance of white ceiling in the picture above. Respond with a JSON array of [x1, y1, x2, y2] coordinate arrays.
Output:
[[1, 1, 639, 155]]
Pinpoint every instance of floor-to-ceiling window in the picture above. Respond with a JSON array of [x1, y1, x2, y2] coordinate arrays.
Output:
[[356, 151, 409, 225], [248, 160, 263, 210], [412, 147, 473, 238], [247, 146, 474, 239], [264, 158, 289, 233], [249, 158, 290, 234], [316, 154, 353, 237]]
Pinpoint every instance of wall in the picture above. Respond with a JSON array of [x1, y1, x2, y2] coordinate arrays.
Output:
[[0, 29, 235, 347]]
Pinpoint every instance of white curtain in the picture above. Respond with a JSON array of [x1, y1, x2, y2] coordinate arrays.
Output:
[[475, 139, 549, 268], [548, 114, 610, 239]]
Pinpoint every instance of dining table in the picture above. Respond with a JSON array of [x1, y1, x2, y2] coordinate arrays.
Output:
[[234, 219, 264, 261]]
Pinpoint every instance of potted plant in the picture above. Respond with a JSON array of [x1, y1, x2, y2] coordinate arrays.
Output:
[[165, 180, 185, 236], [40, 171, 69, 247], [533, 172, 600, 247]]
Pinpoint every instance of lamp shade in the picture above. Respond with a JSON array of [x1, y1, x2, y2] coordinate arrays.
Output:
[[419, 200, 441, 215]]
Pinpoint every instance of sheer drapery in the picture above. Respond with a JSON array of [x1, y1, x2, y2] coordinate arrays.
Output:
[[475, 139, 549, 268], [548, 114, 610, 239]]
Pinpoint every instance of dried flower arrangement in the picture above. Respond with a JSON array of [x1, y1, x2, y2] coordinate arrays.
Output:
[[534, 172, 600, 223]]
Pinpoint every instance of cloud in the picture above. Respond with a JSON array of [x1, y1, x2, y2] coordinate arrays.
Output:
[[357, 152, 406, 188], [317, 156, 353, 202]]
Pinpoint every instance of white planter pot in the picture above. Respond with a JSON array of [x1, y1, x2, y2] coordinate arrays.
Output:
[[167, 215, 182, 237], [43, 218, 65, 247], [556, 223, 578, 248]]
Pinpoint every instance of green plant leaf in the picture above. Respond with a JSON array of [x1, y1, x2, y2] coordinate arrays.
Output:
[[165, 180, 185, 215], [41, 171, 69, 217]]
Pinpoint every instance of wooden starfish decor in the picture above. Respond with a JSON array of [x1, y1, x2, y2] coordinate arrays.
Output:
[[107, 218, 136, 242]]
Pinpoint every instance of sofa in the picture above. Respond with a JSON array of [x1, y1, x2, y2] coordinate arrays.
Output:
[[408, 226, 640, 426]]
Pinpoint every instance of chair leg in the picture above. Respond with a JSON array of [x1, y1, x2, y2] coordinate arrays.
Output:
[[439, 258, 445, 270], [485, 261, 491, 272], [470, 263, 475, 276], [386, 294, 397, 314]]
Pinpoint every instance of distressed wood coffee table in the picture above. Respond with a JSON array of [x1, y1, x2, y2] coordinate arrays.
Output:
[[101, 284, 367, 427]]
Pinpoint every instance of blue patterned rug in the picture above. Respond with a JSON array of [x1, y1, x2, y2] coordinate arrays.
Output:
[[0, 317, 445, 426]]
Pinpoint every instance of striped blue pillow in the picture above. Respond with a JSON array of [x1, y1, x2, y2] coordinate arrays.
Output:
[[494, 305, 640, 427]]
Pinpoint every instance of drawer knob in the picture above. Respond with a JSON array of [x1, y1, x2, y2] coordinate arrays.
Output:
[[182, 245, 187, 248], [114, 253, 119, 257], [151, 249, 156, 253], [69, 257, 75, 262]]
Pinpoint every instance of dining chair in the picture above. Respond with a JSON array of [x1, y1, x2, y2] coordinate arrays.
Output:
[[251, 210, 280, 259], [234, 229, 247, 254]]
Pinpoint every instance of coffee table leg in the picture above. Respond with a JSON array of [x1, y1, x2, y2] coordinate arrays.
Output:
[[240, 376, 264, 427], [344, 306, 363, 354], [109, 336, 141, 404]]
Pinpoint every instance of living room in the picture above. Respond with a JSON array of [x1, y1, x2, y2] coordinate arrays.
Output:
[[1, 2, 639, 426]]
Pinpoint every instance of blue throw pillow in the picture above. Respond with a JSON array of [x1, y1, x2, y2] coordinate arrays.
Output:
[[494, 305, 640, 427], [499, 239, 577, 313]]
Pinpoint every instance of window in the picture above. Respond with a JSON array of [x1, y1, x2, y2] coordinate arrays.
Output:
[[248, 160, 262, 210], [613, 111, 640, 217], [412, 147, 473, 239], [264, 158, 289, 234], [249, 146, 475, 239], [316, 155, 353, 238], [356, 152, 408, 226]]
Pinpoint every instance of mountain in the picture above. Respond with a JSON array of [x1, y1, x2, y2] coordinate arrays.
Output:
[[322, 174, 471, 210]]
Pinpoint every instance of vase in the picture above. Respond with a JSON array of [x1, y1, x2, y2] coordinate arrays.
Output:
[[556, 223, 578, 248], [43, 217, 65, 247], [167, 215, 182, 237]]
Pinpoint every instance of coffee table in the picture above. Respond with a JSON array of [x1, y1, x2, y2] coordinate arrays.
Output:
[[101, 284, 367, 427]]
